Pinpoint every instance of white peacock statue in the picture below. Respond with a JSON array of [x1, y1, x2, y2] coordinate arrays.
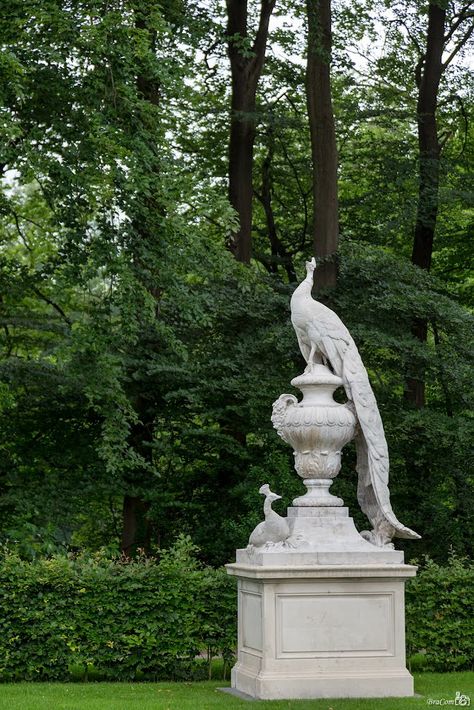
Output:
[[290, 257, 420, 547]]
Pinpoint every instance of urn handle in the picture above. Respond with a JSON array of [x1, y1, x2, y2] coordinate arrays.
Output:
[[271, 394, 298, 438]]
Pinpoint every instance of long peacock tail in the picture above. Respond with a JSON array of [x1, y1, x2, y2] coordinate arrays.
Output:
[[343, 341, 420, 541]]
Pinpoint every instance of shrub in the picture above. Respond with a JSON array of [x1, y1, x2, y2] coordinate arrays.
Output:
[[406, 554, 474, 672], [0, 540, 472, 680], [0, 536, 236, 681]]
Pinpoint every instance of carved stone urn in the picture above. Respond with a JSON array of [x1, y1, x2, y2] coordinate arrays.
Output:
[[271, 364, 356, 506]]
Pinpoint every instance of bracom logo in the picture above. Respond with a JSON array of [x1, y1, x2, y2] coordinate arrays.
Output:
[[427, 692, 471, 706]]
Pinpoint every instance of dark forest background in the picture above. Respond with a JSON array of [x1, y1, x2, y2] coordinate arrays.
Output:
[[0, 0, 473, 566]]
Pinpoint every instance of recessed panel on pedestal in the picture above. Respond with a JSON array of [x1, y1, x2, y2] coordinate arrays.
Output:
[[276, 591, 394, 658], [241, 591, 262, 653]]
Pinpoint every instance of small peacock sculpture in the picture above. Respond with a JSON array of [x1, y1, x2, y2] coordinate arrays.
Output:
[[248, 484, 290, 548]]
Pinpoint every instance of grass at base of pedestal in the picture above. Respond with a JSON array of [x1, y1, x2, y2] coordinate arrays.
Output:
[[0, 672, 471, 709]]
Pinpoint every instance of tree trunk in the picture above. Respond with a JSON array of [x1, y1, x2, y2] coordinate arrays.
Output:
[[406, 2, 445, 408], [121, 394, 156, 556], [121, 495, 151, 556], [306, 0, 338, 289], [412, 2, 445, 272], [228, 79, 257, 263], [405, 317, 428, 409], [226, 0, 276, 263], [256, 123, 297, 281], [120, 8, 162, 554]]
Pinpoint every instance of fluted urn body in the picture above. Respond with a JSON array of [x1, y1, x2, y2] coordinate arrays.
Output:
[[272, 364, 356, 506]]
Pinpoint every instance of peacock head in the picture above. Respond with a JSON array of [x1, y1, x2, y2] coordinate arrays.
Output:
[[258, 483, 282, 502], [305, 256, 316, 274]]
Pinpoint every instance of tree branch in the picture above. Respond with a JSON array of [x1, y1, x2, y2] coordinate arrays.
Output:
[[444, 6, 474, 43], [397, 18, 423, 55], [454, 93, 469, 158], [415, 54, 425, 89], [9, 207, 33, 252], [202, 36, 222, 94], [442, 23, 474, 69], [439, 129, 453, 150], [276, 130, 309, 252], [31, 287, 72, 327], [250, 0, 276, 77]]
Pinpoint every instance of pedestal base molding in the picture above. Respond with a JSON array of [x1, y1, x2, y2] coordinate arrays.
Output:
[[232, 667, 414, 700]]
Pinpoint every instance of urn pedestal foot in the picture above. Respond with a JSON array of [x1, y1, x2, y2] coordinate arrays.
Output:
[[292, 478, 344, 507]]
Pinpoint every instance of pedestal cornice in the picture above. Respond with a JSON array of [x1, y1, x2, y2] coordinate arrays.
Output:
[[226, 562, 418, 580]]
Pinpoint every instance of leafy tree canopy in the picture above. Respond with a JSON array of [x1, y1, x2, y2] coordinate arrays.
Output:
[[0, 0, 472, 564]]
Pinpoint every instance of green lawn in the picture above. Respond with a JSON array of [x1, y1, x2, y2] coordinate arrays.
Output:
[[0, 673, 472, 710]]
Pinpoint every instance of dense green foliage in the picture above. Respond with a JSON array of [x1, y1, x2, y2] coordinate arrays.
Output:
[[0, 540, 472, 681], [406, 555, 474, 673], [0, 0, 472, 569], [0, 537, 236, 681]]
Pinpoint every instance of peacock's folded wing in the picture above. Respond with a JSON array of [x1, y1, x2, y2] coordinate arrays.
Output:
[[306, 309, 351, 378], [295, 328, 311, 363]]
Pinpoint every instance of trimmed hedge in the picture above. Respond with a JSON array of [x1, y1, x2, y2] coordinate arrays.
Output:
[[0, 540, 472, 680], [406, 555, 474, 672], [0, 537, 236, 681]]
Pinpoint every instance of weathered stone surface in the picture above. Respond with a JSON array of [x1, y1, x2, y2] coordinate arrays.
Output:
[[286, 257, 419, 545], [227, 256, 419, 699], [226, 564, 416, 699], [237, 507, 404, 566]]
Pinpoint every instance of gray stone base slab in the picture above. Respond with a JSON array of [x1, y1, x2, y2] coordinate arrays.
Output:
[[237, 506, 405, 567], [217, 687, 255, 701], [232, 668, 414, 699]]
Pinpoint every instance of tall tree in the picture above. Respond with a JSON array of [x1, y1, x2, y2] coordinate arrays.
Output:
[[306, 0, 339, 288], [407, 0, 473, 407], [226, 0, 276, 263], [0, 0, 191, 556], [253, 113, 298, 281], [120, 4, 163, 556]]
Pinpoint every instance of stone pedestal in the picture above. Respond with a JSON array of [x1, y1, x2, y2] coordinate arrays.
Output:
[[226, 560, 416, 700], [227, 507, 416, 699]]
